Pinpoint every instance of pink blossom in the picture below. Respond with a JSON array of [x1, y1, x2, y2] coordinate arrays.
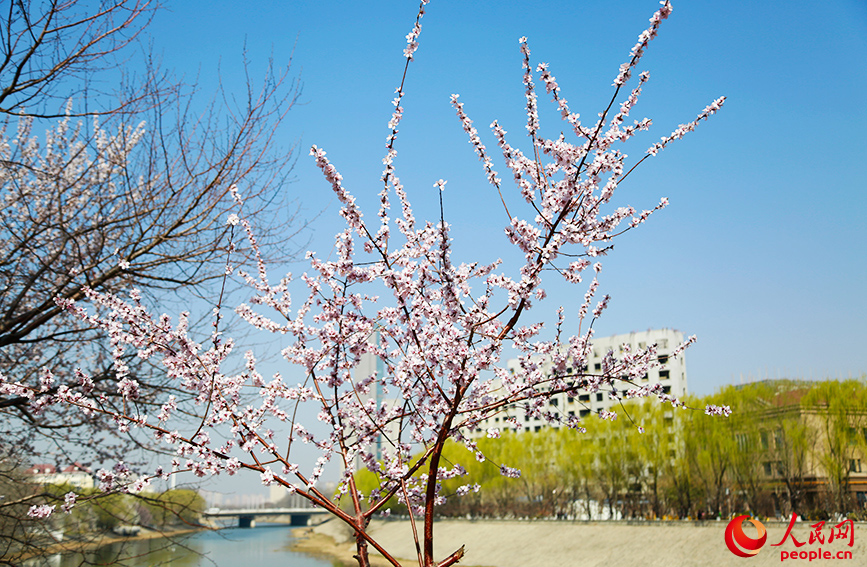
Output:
[[27, 504, 55, 519], [705, 404, 732, 417], [61, 492, 77, 514]]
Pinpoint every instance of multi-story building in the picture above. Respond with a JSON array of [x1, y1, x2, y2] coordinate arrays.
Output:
[[351, 329, 688, 460], [24, 462, 94, 489], [730, 381, 867, 516], [467, 328, 688, 437], [353, 331, 390, 465]]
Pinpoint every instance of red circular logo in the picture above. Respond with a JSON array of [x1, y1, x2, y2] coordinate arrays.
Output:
[[725, 515, 767, 557]]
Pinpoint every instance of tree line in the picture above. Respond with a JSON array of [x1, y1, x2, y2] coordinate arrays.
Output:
[[0, 467, 204, 562], [354, 378, 867, 522]]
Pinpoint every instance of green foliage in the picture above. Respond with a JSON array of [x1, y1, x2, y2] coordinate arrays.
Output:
[[348, 379, 867, 520], [803, 379, 867, 514], [93, 493, 139, 530], [140, 489, 205, 527], [22, 486, 206, 533]]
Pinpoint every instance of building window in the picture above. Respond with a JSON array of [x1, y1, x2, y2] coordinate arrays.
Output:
[[594, 363, 602, 372], [658, 355, 669, 365], [760, 431, 769, 450], [850, 459, 862, 473], [549, 398, 558, 407], [579, 394, 590, 403], [596, 393, 603, 402], [534, 426, 541, 433], [662, 385, 671, 394], [567, 396, 574, 403], [579, 409, 590, 418], [659, 370, 670, 380]]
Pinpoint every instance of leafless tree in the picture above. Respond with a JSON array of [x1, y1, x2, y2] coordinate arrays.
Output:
[[0, 0, 166, 118], [0, 4, 303, 559]]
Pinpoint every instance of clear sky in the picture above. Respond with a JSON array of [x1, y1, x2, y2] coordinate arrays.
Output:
[[137, 1, 866, 490]]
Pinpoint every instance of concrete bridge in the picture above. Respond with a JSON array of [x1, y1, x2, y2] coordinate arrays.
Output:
[[201, 507, 329, 528]]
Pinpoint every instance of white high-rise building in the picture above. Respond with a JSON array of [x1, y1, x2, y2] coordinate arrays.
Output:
[[467, 328, 688, 438], [352, 331, 404, 471]]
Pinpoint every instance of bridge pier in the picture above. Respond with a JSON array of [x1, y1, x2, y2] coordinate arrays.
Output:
[[238, 516, 256, 528], [202, 507, 326, 527]]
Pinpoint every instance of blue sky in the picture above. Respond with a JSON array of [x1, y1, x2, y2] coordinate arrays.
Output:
[[147, 0, 867, 393], [137, 0, 867, 493]]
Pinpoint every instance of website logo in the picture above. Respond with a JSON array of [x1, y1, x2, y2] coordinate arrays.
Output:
[[725, 514, 768, 558]]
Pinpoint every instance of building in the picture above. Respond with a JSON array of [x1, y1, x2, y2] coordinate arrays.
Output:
[[24, 462, 94, 489], [24, 463, 57, 480], [351, 331, 404, 472], [467, 328, 688, 437], [731, 381, 867, 516]]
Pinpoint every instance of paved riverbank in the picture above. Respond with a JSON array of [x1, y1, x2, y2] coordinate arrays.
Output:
[[293, 518, 865, 567]]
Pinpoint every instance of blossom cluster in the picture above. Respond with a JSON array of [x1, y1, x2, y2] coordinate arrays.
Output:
[[614, 1, 673, 86], [403, 1, 430, 60]]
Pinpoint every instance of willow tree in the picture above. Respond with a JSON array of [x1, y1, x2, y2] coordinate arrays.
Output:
[[805, 379, 867, 515]]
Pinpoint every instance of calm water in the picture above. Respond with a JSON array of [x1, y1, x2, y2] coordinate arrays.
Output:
[[28, 525, 347, 567]]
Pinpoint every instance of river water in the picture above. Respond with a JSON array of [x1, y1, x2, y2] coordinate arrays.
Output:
[[31, 524, 348, 567]]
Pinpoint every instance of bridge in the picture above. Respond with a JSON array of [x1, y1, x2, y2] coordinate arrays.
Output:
[[201, 507, 330, 528]]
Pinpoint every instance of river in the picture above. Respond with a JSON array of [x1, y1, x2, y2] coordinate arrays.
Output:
[[28, 524, 347, 567]]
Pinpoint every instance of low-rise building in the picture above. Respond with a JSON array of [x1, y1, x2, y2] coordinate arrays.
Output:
[[24, 462, 94, 489], [732, 382, 867, 516]]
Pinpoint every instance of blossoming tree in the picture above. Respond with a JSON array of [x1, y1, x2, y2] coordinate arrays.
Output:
[[0, 1, 300, 458], [4, 1, 728, 566], [0, 1, 301, 561]]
